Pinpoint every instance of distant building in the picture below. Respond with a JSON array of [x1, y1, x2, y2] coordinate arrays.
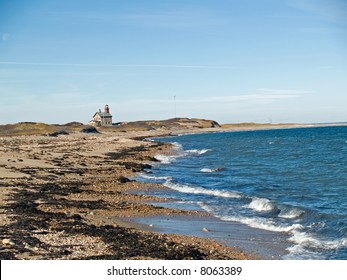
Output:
[[89, 104, 112, 126]]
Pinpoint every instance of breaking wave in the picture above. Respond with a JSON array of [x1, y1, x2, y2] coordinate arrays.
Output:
[[140, 174, 171, 181], [186, 149, 211, 155], [163, 179, 241, 199], [200, 167, 224, 173], [284, 232, 347, 259], [154, 143, 210, 164], [278, 207, 305, 219], [244, 197, 278, 212]]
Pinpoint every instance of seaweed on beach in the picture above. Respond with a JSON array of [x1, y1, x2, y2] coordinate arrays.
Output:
[[80, 127, 100, 134], [0, 129, 248, 260], [105, 146, 148, 160], [0, 179, 211, 260], [48, 130, 69, 137]]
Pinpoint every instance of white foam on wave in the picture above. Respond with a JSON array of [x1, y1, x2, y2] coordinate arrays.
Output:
[[153, 143, 185, 163], [198, 201, 346, 259], [200, 168, 214, 173], [278, 208, 305, 219], [197, 202, 216, 213], [200, 167, 222, 173], [289, 231, 347, 250], [154, 154, 178, 164], [154, 143, 210, 164], [140, 174, 171, 181], [244, 197, 277, 212], [222, 215, 303, 233], [164, 180, 241, 199], [199, 201, 303, 233], [198, 203, 302, 233], [186, 149, 211, 155], [199, 197, 346, 259], [284, 231, 347, 259], [283, 244, 323, 259], [172, 142, 183, 149]]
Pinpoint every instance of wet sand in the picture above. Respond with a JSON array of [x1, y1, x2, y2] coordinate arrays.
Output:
[[0, 128, 253, 260]]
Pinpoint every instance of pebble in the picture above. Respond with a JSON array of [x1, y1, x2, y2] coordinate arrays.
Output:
[[34, 199, 45, 204], [2, 239, 15, 246]]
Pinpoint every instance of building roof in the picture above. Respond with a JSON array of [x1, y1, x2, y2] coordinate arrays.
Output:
[[93, 112, 112, 118]]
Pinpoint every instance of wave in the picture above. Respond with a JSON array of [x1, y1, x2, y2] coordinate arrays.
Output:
[[140, 174, 171, 181], [200, 167, 224, 173], [197, 202, 215, 213], [154, 143, 210, 164], [278, 207, 305, 219], [153, 143, 186, 164], [200, 168, 214, 173], [245, 197, 306, 219], [199, 201, 347, 259], [223, 215, 303, 233], [198, 202, 303, 233], [163, 179, 242, 199], [244, 197, 278, 212], [154, 154, 178, 164], [186, 149, 211, 155], [284, 231, 347, 259], [289, 231, 347, 250]]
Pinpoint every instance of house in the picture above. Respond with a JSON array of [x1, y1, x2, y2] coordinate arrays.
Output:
[[89, 104, 113, 126]]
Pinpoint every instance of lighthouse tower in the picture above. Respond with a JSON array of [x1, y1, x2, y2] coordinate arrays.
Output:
[[104, 104, 110, 114]]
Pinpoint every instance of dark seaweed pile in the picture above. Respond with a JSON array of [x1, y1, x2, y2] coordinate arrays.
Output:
[[1, 142, 238, 260]]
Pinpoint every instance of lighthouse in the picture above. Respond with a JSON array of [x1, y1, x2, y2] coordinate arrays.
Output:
[[90, 104, 113, 126]]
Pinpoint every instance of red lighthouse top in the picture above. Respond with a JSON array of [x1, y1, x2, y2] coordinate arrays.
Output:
[[104, 104, 110, 114]]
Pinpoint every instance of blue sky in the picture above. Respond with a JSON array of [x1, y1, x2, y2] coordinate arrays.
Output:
[[0, 0, 346, 124]]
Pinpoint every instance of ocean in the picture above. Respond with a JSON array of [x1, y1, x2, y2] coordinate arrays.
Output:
[[138, 126, 347, 259]]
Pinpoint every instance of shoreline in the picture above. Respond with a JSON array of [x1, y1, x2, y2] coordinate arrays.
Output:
[[0, 128, 253, 260], [1, 122, 346, 260]]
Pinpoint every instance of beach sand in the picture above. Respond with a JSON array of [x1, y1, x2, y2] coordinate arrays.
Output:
[[0, 126, 254, 260], [2, 120, 339, 260]]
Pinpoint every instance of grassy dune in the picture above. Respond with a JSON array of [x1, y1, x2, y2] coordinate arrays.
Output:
[[0, 118, 220, 136]]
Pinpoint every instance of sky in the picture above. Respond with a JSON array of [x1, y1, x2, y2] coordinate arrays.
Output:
[[0, 0, 346, 124]]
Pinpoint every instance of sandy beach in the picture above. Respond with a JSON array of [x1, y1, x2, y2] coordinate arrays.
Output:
[[0, 120, 257, 260], [1, 119, 342, 260]]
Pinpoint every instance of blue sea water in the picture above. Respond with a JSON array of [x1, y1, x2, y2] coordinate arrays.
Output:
[[140, 126, 347, 259]]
